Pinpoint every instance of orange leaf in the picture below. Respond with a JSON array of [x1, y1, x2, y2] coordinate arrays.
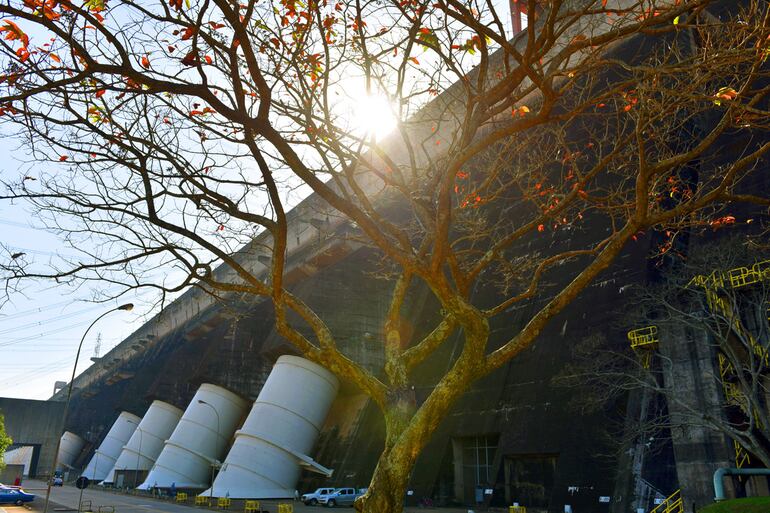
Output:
[[49, 53, 61, 63], [140, 55, 150, 68], [537, 224, 545, 232], [180, 26, 196, 40], [0, 20, 30, 48], [409, 56, 419, 65], [95, 89, 106, 98], [204, 55, 212, 64]]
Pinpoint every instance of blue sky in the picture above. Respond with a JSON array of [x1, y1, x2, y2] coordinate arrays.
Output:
[[0, 202, 147, 400]]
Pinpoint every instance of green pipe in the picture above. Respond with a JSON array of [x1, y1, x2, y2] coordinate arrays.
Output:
[[713, 467, 770, 501]]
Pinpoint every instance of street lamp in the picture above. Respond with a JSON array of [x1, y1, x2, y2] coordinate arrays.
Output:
[[197, 399, 220, 503], [43, 303, 134, 513]]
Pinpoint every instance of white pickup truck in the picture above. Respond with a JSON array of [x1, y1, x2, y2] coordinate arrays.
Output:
[[318, 488, 366, 507], [301, 488, 336, 506]]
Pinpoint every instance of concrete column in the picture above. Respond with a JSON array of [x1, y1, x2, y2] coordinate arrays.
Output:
[[658, 324, 733, 510]]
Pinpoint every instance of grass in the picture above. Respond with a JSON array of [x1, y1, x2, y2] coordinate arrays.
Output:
[[698, 497, 770, 513]]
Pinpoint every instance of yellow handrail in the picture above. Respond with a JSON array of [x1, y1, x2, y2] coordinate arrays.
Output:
[[649, 489, 683, 513]]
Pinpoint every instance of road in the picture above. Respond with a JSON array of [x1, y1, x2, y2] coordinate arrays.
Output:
[[15, 481, 477, 513], [19, 480, 307, 513]]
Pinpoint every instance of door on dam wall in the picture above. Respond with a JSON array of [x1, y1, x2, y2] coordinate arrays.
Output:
[[3, 443, 41, 478], [451, 434, 500, 505], [502, 453, 558, 510]]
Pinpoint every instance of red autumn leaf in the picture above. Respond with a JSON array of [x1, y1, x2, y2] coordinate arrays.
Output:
[[168, 0, 182, 12], [95, 89, 106, 98], [0, 20, 30, 48], [181, 51, 199, 66], [537, 224, 545, 232], [167, 45, 176, 53], [140, 55, 150, 68], [217, 224, 225, 231], [180, 26, 196, 40], [59, 155, 68, 161], [16, 47, 30, 62], [208, 21, 226, 30], [204, 55, 213, 64]]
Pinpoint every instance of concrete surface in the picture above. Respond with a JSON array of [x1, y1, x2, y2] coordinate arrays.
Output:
[[19, 480, 483, 513], [0, 398, 65, 478]]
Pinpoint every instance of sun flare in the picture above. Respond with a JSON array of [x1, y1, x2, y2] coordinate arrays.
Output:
[[347, 87, 397, 141]]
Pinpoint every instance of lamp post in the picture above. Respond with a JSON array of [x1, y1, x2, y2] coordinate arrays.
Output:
[[134, 425, 144, 490], [197, 399, 220, 503], [43, 303, 134, 513]]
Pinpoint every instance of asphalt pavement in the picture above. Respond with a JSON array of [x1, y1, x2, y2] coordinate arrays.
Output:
[[16, 481, 481, 513]]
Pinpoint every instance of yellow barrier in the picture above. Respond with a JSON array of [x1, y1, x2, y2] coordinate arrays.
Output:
[[217, 497, 231, 509], [509, 506, 527, 513], [244, 500, 260, 513], [195, 496, 212, 507], [176, 492, 188, 503], [278, 504, 294, 513]]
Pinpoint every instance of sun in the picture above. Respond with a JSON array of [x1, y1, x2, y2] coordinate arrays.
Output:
[[350, 92, 397, 140], [336, 79, 397, 141]]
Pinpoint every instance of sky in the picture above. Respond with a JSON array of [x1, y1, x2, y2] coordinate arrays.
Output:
[[0, 202, 150, 400]]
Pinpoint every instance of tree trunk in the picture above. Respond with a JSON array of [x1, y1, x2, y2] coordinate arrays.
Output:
[[356, 453, 411, 513], [356, 402, 417, 513]]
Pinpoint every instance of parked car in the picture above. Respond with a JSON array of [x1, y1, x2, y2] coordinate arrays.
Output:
[[319, 488, 364, 508], [301, 488, 336, 506], [0, 488, 35, 506]]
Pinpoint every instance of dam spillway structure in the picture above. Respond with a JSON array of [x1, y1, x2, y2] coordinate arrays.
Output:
[[101, 400, 183, 485], [56, 431, 85, 471], [81, 411, 141, 481], [138, 384, 249, 490], [201, 355, 339, 499]]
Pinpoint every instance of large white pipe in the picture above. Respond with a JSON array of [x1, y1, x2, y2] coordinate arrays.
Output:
[[201, 356, 339, 499], [57, 431, 86, 471], [138, 384, 248, 490], [102, 400, 183, 485], [81, 411, 141, 481]]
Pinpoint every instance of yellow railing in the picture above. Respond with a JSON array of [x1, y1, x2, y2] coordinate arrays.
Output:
[[244, 500, 260, 513], [509, 506, 527, 513], [734, 440, 751, 469], [217, 497, 231, 509], [195, 496, 212, 507], [176, 492, 188, 503], [650, 489, 683, 513], [278, 505, 294, 513], [628, 326, 659, 368], [628, 326, 660, 348], [688, 260, 770, 291]]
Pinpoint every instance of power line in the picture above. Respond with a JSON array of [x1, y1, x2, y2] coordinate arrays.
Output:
[[0, 318, 97, 347], [0, 299, 82, 320], [0, 305, 103, 337]]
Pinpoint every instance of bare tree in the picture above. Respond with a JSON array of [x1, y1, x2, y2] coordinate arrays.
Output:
[[1, 0, 769, 510], [562, 241, 770, 482]]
